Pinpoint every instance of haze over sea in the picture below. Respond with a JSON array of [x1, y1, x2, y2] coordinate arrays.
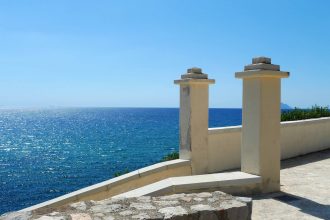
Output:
[[0, 108, 242, 214]]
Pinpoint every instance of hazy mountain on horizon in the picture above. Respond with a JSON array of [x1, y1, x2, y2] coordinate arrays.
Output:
[[281, 103, 292, 109]]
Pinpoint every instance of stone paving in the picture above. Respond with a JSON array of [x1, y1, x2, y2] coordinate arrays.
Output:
[[252, 149, 330, 219], [1, 192, 252, 220]]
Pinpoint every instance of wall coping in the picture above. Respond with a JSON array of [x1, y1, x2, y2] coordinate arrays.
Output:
[[208, 117, 330, 134], [281, 117, 330, 127], [21, 159, 191, 212], [208, 126, 242, 135], [114, 171, 261, 198]]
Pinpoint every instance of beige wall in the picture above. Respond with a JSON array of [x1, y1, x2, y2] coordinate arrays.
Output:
[[208, 126, 242, 172], [208, 117, 330, 173], [281, 118, 330, 159]]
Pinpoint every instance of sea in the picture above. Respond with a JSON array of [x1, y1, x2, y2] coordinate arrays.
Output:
[[0, 108, 242, 214]]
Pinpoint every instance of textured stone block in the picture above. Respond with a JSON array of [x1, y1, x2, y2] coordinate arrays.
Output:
[[252, 57, 271, 64], [1, 191, 252, 220], [244, 63, 280, 71]]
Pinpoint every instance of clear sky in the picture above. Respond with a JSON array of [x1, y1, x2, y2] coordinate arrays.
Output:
[[1, 0, 329, 108]]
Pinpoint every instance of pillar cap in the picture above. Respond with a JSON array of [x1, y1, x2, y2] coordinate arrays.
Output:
[[175, 67, 215, 85], [182, 67, 208, 79], [235, 56, 289, 79]]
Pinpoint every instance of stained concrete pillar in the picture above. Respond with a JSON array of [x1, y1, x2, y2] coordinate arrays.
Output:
[[174, 67, 215, 175], [235, 57, 289, 192]]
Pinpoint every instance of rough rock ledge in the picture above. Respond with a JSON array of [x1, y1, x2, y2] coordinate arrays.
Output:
[[1, 191, 252, 220]]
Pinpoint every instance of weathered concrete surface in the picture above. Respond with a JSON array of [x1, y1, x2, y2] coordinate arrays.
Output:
[[174, 67, 215, 175], [1, 192, 252, 220], [252, 149, 330, 219], [114, 171, 261, 198]]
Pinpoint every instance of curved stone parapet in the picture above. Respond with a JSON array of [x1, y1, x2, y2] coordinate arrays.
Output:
[[18, 159, 191, 213]]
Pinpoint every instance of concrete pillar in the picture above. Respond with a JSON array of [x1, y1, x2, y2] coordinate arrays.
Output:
[[174, 67, 215, 175], [235, 57, 289, 192]]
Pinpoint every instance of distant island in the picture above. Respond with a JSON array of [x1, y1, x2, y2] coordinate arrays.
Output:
[[281, 103, 292, 109]]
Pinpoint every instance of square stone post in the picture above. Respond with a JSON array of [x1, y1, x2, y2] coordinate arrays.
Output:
[[174, 67, 215, 175], [235, 57, 289, 192]]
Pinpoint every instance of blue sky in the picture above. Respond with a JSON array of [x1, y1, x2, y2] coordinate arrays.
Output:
[[0, 0, 329, 108]]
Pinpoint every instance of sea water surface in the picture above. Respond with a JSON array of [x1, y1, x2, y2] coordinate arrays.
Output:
[[0, 108, 242, 214]]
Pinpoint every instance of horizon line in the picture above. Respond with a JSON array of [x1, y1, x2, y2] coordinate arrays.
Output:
[[0, 106, 244, 110]]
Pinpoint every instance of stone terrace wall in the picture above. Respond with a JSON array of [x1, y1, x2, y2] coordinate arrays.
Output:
[[208, 117, 330, 173], [2, 191, 252, 220]]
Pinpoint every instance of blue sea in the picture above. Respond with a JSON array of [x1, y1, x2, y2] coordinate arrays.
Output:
[[0, 108, 242, 214]]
